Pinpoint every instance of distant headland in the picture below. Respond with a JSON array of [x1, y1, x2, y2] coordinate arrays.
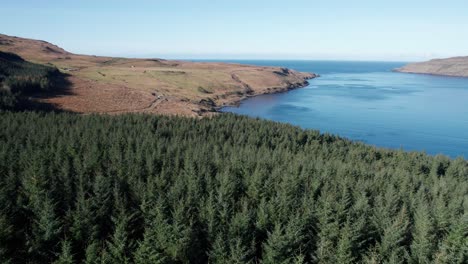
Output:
[[395, 56, 468, 78]]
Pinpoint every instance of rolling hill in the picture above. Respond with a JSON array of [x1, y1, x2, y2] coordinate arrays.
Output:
[[0, 34, 316, 115], [395, 56, 468, 78]]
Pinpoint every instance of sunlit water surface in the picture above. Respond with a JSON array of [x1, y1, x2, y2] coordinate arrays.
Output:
[[210, 60, 468, 158]]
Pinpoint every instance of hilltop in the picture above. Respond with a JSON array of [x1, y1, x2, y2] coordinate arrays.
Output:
[[395, 56, 468, 78], [0, 34, 316, 115]]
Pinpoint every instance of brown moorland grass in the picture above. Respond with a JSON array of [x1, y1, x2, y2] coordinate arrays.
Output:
[[395, 56, 468, 78], [0, 34, 316, 116]]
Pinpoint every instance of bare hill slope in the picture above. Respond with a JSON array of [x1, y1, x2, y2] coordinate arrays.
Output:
[[0, 34, 316, 116], [395, 56, 468, 78]]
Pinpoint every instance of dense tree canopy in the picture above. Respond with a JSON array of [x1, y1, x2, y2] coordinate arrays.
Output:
[[0, 51, 66, 110], [0, 112, 466, 263]]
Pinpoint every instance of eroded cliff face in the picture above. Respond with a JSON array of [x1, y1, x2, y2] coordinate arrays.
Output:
[[395, 56, 468, 78]]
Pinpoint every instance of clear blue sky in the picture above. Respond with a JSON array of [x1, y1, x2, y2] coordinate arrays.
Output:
[[2, 0, 467, 61]]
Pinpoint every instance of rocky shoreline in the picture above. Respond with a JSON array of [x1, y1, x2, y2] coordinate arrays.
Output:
[[196, 72, 318, 115]]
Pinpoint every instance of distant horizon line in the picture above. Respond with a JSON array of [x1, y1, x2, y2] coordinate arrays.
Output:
[[1, 33, 456, 63], [87, 54, 415, 63], [81, 52, 441, 63], [179, 58, 412, 63]]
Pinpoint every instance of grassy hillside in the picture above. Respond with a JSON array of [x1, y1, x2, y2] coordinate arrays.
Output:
[[0, 112, 466, 263], [0, 34, 315, 116], [0, 51, 67, 110], [396, 56, 468, 77]]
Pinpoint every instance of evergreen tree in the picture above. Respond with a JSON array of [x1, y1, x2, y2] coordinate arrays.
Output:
[[84, 241, 101, 264], [433, 214, 468, 264], [0, 214, 13, 263], [336, 221, 356, 264], [105, 197, 134, 264], [378, 207, 410, 263], [53, 240, 74, 264], [27, 195, 63, 262], [410, 201, 436, 263]]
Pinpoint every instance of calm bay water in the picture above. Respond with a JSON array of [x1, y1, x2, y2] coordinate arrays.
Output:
[[216, 60, 468, 158]]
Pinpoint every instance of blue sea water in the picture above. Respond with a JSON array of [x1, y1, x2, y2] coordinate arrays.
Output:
[[215, 61, 468, 158], [210, 60, 468, 158]]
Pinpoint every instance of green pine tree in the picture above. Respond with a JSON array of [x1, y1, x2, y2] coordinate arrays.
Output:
[[53, 240, 74, 264]]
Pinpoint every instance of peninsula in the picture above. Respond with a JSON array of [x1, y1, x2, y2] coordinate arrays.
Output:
[[395, 56, 468, 77], [0, 34, 316, 116]]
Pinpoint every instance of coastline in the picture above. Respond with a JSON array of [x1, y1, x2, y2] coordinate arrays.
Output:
[[208, 73, 318, 115], [394, 69, 468, 79], [395, 57, 468, 78], [1, 33, 318, 117]]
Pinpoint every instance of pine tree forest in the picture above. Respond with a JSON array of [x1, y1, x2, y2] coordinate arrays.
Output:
[[0, 112, 466, 263]]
